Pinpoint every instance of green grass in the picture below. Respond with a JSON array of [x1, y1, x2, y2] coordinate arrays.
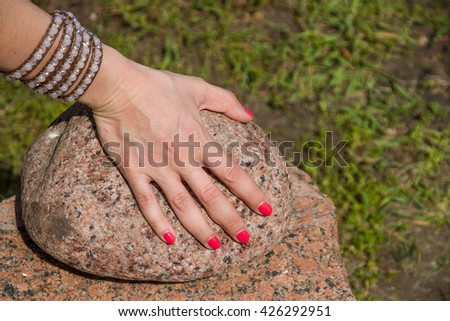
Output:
[[0, 82, 70, 196], [1, 0, 449, 299]]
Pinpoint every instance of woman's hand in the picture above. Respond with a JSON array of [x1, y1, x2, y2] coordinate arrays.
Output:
[[79, 45, 272, 249]]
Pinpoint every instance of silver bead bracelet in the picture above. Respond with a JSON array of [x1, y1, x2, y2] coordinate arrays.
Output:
[[2, 10, 103, 103]]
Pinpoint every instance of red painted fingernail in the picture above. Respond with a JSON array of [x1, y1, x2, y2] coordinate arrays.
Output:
[[207, 236, 221, 250], [236, 229, 250, 244], [243, 107, 254, 118], [163, 232, 176, 245], [258, 201, 272, 216]]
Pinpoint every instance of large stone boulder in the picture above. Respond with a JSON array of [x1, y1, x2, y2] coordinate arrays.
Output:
[[1, 167, 355, 300], [21, 103, 291, 282]]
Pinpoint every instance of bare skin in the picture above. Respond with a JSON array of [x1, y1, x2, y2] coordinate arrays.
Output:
[[0, 0, 272, 249]]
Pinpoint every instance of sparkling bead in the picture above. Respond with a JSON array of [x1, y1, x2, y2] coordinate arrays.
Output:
[[13, 71, 22, 79], [66, 25, 73, 34], [82, 46, 90, 55], [24, 63, 33, 71], [56, 52, 64, 60], [38, 75, 45, 82], [75, 88, 84, 95], [54, 74, 62, 82], [35, 52, 42, 60], [49, 26, 58, 36], [85, 78, 92, 85], [91, 64, 99, 72], [54, 16, 63, 24], [69, 74, 77, 81], [47, 65, 55, 73], [50, 92, 59, 99], [43, 38, 51, 48], [82, 32, 90, 42], [46, 83, 54, 90], [67, 96, 75, 102], [60, 84, 69, 92], [63, 38, 71, 46], [28, 82, 36, 88]]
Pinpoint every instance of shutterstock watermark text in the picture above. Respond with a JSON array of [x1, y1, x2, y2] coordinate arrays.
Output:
[[101, 131, 348, 169]]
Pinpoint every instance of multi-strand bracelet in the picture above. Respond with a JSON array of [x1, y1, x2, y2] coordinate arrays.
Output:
[[1, 10, 103, 102]]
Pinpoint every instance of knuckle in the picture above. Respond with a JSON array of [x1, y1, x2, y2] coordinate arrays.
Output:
[[221, 215, 244, 231], [143, 213, 164, 227], [247, 184, 262, 200], [195, 78, 209, 100], [199, 183, 221, 204], [193, 76, 206, 83], [224, 89, 239, 103], [171, 191, 193, 211], [134, 192, 156, 208], [222, 165, 242, 184]]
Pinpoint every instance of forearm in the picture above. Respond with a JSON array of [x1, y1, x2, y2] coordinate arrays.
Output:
[[0, 0, 51, 73]]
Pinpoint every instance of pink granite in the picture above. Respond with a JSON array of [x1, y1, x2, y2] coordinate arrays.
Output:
[[0, 167, 354, 300], [20, 104, 292, 281]]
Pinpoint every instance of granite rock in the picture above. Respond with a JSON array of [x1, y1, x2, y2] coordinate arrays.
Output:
[[20, 103, 291, 282], [0, 167, 354, 300]]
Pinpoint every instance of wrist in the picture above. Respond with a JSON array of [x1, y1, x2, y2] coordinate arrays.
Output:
[[77, 44, 130, 111]]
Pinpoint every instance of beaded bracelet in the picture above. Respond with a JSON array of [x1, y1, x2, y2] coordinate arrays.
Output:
[[45, 13, 94, 99], [36, 13, 88, 95], [61, 32, 103, 102], [24, 16, 75, 89], [36, 30, 84, 94], [2, 10, 103, 103], [48, 33, 93, 99]]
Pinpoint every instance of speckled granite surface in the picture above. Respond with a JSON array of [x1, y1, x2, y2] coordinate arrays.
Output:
[[21, 104, 291, 281], [0, 167, 354, 300]]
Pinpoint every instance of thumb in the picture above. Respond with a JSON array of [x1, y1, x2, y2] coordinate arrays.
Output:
[[199, 84, 254, 123]]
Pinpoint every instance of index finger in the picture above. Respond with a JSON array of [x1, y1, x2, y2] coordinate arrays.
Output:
[[202, 140, 272, 216]]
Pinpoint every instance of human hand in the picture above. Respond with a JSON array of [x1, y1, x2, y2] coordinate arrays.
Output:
[[80, 46, 272, 249]]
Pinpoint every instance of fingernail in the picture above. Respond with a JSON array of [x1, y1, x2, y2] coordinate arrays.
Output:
[[258, 201, 273, 216], [243, 107, 254, 118], [163, 232, 176, 245], [207, 236, 221, 250], [236, 229, 250, 244]]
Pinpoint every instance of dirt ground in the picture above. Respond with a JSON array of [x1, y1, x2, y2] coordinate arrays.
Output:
[[371, 29, 450, 300], [252, 23, 450, 300]]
